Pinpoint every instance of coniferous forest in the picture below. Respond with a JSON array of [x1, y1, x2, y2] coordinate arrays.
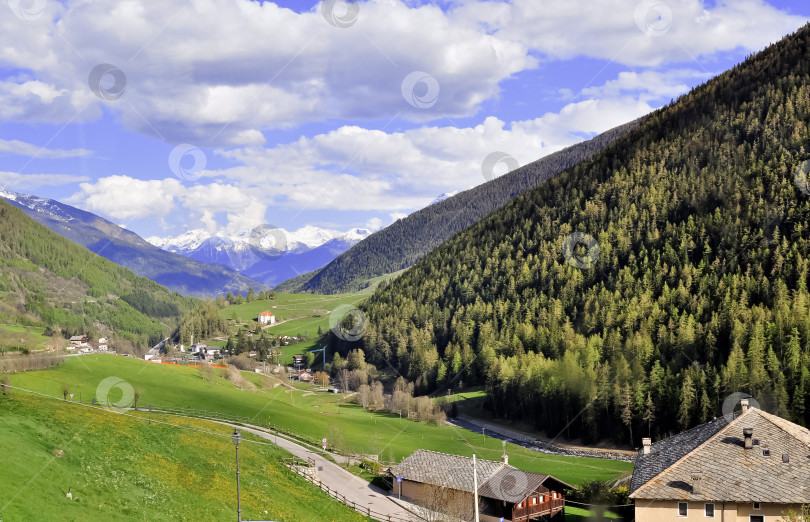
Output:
[[0, 199, 194, 347], [355, 24, 810, 445]]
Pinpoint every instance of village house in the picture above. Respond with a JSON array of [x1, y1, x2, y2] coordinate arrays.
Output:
[[69, 335, 88, 347], [390, 449, 571, 521], [96, 337, 108, 352], [630, 399, 810, 521], [258, 310, 276, 325]]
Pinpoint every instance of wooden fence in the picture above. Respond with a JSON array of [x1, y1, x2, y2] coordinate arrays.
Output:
[[283, 459, 416, 522]]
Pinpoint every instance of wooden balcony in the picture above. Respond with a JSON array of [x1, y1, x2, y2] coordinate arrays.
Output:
[[512, 497, 565, 521]]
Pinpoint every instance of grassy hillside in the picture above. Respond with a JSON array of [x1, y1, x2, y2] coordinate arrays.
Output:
[[220, 292, 372, 363], [356, 24, 810, 445], [0, 393, 368, 521], [284, 119, 639, 294], [7, 355, 633, 485], [0, 198, 195, 348]]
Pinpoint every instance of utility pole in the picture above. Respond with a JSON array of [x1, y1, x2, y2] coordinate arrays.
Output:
[[232, 429, 242, 522], [473, 454, 480, 522]]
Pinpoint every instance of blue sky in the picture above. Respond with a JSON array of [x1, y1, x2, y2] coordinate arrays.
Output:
[[0, 0, 808, 240]]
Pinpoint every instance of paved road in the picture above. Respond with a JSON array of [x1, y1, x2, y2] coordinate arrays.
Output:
[[212, 421, 418, 521]]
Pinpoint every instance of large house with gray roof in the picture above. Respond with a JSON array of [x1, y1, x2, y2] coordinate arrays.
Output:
[[390, 449, 572, 521], [630, 399, 810, 521]]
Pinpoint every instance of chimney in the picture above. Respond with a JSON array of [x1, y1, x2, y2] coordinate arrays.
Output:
[[741, 398, 749, 413], [502, 454, 509, 466], [691, 472, 704, 495], [743, 427, 754, 450], [642, 438, 651, 455]]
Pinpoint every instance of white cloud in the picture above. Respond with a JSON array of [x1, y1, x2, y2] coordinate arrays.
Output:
[[68, 175, 266, 234], [459, 0, 808, 67], [2, 0, 794, 144], [0, 0, 532, 144], [581, 69, 712, 101], [212, 80, 657, 212], [54, 66, 704, 233], [365, 217, 383, 231], [0, 171, 90, 189], [68, 175, 185, 221], [0, 138, 92, 159]]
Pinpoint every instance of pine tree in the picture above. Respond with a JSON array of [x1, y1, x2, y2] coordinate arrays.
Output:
[[642, 392, 655, 437], [678, 373, 696, 430]]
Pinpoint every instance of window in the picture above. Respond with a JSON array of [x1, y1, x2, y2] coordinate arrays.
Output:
[[539, 495, 545, 503], [753, 503, 761, 510], [531, 498, 536, 505], [750, 516, 764, 522], [517, 502, 522, 508], [552, 492, 557, 499], [679, 502, 688, 517], [705, 503, 715, 518]]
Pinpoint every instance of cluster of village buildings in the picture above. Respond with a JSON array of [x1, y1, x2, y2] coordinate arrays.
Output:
[[65, 335, 108, 353]]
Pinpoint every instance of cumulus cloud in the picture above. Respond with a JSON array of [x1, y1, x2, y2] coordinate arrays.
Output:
[[2, 0, 800, 145], [212, 82, 657, 212], [460, 0, 807, 67], [365, 217, 383, 231], [67, 175, 185, 221], [53, 66, 722, 232], [68, 175, 267, 234], [0, 0, 532, 144]]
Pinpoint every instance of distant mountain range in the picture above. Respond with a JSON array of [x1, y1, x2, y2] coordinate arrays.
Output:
[[146, 226, 371, 287], [0, 188, 268, 298]]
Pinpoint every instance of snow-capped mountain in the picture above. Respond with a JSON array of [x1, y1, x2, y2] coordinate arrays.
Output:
[[146, 226, 372, 287], [148, 226, 367, 253], [0, 188, 269, 298]]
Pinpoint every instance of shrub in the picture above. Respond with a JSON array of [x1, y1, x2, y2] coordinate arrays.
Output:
[[360, 459, 383, 474]]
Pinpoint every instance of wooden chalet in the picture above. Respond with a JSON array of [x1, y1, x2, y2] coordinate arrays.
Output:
[[390, 449, 572, 521]]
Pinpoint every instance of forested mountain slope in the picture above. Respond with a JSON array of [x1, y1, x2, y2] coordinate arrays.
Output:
[[356, 24, 810, 445], [0, 198, 194, 348], [1, 189, 267, 298], [287, 118, 640, 294]]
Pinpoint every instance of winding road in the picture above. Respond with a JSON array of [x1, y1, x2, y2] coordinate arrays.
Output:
[[202, 419, 419, 521]]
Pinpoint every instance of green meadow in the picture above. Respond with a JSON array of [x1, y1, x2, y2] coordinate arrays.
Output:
[[0, 323, 50, 353], [7, 355, 634, 486], [219, 292, 372, 363], [0, 392, 369, 521]]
